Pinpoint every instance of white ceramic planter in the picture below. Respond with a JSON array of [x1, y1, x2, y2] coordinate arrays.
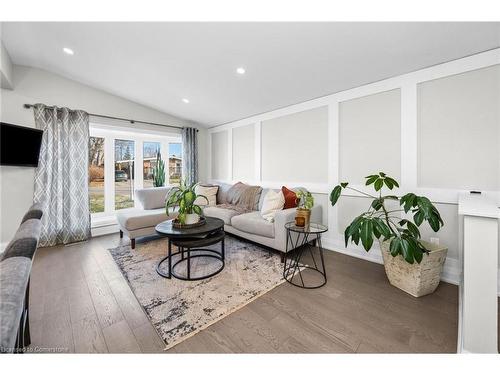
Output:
[[380, 240, 448, 297], [184, 213, 200, 225]]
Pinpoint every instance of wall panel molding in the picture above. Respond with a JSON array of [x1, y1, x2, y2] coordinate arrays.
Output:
[[207, 48, 500, 281]]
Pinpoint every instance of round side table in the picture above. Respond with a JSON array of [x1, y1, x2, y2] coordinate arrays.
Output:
[[283, 222, 328, 289]]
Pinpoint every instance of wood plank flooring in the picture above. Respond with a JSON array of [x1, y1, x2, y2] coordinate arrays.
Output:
[[27, 233, 494, 353]]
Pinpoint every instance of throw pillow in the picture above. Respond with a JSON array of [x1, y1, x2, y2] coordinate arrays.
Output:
[[282, 186, 298, 209], [194, 184, 219, 206], [260, 189, 285, 222]]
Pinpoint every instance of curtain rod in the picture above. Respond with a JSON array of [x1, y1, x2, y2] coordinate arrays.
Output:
[[23, 104, 197, 132]]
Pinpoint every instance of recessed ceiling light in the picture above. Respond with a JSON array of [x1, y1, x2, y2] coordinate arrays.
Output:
[[236, 67, 246, 75], [182, 98, 190, 104], [63, 47, 74, 55]]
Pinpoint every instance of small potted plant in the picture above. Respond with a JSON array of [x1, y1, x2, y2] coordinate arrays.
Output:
[[295, 190, 314, 226], [329, 172, 447, 297], [166, 180, 208, 225]]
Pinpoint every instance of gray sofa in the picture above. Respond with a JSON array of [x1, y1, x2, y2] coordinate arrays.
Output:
[[0, 203, 43, 353], [116, 184, 322, 256]]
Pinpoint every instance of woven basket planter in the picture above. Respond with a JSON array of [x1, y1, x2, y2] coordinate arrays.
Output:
[[380, 240, 448, 297]]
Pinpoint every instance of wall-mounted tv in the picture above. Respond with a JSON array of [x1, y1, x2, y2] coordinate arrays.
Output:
[[0, 122, 44, 167]]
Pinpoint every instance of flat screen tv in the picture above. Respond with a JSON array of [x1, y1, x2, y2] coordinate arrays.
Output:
[[0, 122, 43, 167]]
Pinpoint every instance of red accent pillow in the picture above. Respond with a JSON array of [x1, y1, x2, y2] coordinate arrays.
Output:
[[282, 186, 298, 209]]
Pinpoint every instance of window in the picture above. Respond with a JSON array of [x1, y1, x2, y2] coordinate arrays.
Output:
[[143, 141, 161, 188], [168, 143, 182, 186], [89, 137, 105, 213], [88, 124, 182, 223], [114, 139, 135, 210]]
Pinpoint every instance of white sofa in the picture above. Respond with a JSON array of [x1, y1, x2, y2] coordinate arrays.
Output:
[[204, 183, 322, 259], [116, 184, 322, 256], [116, 187, 177, 249]]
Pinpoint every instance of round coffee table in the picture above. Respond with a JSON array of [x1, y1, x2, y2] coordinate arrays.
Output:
[[283, 222, 328, 289], [155, 217, 225, 281]]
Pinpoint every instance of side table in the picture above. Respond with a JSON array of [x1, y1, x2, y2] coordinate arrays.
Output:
[[283, 222, 328, 289]]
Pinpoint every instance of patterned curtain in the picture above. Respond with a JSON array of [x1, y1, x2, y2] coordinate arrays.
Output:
[[182, 127, 198, 185], [33, 104, 91, 247]]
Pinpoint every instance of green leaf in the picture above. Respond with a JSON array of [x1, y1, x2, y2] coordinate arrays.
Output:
[[371, 198, 383, 210], [374, 179, 383, 191], [428, 215, 440, 232], [379, 172, 386, 177], [386, 177, 400, 188], [412, 240, 424, 263], [360, 219, 374, 251], [399, 219, 421, 238], [389, 237, 401, 256], [400, 193, 416, 213], [344, 224, 351, 247], [352, 230, 360, 245], [193, 205, 203, 215], [365, 175, 378, 185], [329, 185, 343, 207], [374, 218, 392, 239], [416, 196, 432, 217], [400, 239, 414, 264], [384, 178, 394, 189], [340, 182, 349, 188], [413, 210, 424, 226]]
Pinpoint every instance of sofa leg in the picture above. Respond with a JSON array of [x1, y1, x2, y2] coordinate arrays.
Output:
[[119, 230, 123, 238], [280, 253, 285, 263], [131, 239, 136, 249]]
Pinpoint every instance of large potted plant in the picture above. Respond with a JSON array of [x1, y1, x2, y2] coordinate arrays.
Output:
[[165, 180, 208, 225], [295, 190, 314, 226], [329, 172, 447, 297]]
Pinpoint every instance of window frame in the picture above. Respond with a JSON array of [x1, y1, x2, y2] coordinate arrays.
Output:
[[89, 122, 182, 224]]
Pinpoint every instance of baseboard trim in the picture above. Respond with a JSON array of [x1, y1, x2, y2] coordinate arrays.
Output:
[[91, 224, 119, 237], [322, 236, 499, 296]]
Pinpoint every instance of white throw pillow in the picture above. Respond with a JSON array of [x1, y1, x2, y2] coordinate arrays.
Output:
[[194, 185, 218, 207], [260, 190, 285, 222]]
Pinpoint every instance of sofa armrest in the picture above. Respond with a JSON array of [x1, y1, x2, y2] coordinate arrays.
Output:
[[273, 205, 323, 252]]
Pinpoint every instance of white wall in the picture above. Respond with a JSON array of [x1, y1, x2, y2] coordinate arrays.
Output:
[[207, 48, 500, 287], [0, 65, 208, 245], [0, 40, 13, 89]]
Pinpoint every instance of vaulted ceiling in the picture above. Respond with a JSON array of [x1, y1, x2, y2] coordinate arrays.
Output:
[[2, 22, 499, 126]]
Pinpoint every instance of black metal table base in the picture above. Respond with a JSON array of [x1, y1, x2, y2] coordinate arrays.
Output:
[[156, 230, 225, 281], [284, 230, 327, 289]]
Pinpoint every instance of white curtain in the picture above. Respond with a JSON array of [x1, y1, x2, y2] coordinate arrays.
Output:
[[33, 104, 91, 247]]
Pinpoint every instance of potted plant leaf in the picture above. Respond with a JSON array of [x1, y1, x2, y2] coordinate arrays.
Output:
[[166, 180, 209, 225], [152, 151, 165, 187], [329, 172, 447, 297], [295, 190, 314, 226]]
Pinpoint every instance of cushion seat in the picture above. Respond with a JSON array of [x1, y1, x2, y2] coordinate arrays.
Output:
[[203, 206, 241, 225], [0, 257, 32, 353], [116, 208, 176, 231], [230, 211, 275, 238]]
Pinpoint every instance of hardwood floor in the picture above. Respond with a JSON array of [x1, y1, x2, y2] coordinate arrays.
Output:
[[28, 233, 474, 353]]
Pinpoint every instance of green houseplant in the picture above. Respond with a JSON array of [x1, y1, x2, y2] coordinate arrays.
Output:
[[295, 190, 314, 226], [152, 151, 165, 187], [165, 180, 208, 225], [329, 172, 448, 297]]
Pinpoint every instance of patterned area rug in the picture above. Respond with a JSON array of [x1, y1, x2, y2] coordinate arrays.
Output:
[[108, 234, 285, 349]]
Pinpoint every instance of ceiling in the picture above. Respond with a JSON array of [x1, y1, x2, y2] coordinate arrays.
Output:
[[2, 22, 499, 127]]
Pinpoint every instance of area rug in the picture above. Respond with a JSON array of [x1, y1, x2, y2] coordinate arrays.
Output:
[[108, 234, 285, 349]]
